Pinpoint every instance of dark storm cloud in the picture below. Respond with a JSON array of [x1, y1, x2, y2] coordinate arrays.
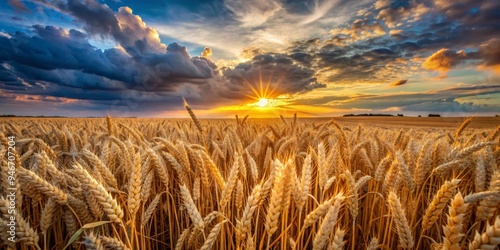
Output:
[[0, 25, 217, 91], [220, 53, 326, 99]]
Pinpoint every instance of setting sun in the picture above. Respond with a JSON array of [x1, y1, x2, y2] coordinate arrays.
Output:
[[257, 98, 269, 108]]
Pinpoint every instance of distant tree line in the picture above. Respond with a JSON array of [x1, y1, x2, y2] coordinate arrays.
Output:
[[343, 113, 397, 117], [343, 113, 447, 117]]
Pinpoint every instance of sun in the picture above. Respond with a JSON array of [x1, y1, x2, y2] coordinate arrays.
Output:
[[257, 98, 269, 108]]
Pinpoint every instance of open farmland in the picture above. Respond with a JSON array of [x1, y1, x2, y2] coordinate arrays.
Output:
[[0, 116, 499, 250]]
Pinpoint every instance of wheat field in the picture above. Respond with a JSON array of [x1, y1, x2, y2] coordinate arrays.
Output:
[[0, 114, 499, 250]]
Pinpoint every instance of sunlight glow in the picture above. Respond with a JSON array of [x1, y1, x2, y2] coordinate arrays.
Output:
[[257, 98, 269, 108]]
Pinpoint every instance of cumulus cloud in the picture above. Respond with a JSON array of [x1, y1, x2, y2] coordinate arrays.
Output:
[[201, 47, 213, 58], [50, 0, 165, 56], [389, 29, 403, 36], [422, 48, 468, 77]]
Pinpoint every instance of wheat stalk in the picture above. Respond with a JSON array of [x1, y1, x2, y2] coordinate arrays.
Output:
[[183, 97, 203, 133]]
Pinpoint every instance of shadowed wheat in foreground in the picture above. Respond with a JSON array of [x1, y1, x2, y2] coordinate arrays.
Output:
[[0, 115, 499, 249]]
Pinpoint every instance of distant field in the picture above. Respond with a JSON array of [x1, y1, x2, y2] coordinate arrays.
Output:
[[333, 116, 500, 129], [3, 116, 499, 129]]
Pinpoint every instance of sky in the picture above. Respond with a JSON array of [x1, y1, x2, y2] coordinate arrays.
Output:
[[0, 0, 499, 118]]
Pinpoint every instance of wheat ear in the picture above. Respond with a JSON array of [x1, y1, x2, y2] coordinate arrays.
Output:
[[219, 155, 240, 210], [468, 216, 500, 250], [367, 237, 379, 250], [100, 235, 130, 250], [328, 228, 346, 250], [40, 198, 57, 235], [175, 227, 191, 250], [128, 153, 142, 217], [83, 232, 104, 250], [265, 160, 285, 237], [179, 184, 204, 228], [17, 167, 68, 205], [200, 220, 227, 250], [303, 196, 336, 229], [183, 97, 203, 133], [388, 191, 414, 249], [73, 163, 124, 223], [422, 179, 460, 230], [342, 170, 359, 221], [312, 194, 345, 250], [236, 184, 262, 243], [442, 191, 468, 250], [476, 171, 500, 221]]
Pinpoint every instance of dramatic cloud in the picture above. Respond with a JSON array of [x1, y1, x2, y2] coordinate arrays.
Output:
[[422, 49, 468, 77], [55, 1, 166, 56], [0, 25, 217, 89]]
